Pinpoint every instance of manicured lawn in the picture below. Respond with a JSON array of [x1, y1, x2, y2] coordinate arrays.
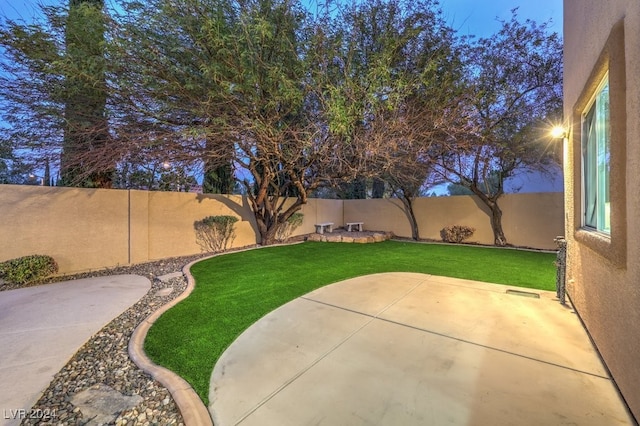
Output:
[[144, 240, 556, 404]]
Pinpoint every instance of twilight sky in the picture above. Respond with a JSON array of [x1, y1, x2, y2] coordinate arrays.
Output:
[[2, 0, 563, 38], [439, 0, 562, 38]]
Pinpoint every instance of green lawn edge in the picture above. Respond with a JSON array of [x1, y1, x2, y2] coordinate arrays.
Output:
[[144, 240, 557, 405]]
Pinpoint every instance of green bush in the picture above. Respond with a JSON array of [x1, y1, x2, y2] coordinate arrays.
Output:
[[0, 255, 58, 285], [276, 212, 304, 242], [440, 225, 475, 244], [194, 215, 239, 253]]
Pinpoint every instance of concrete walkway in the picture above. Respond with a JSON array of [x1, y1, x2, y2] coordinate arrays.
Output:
[[0, 275, 150, 426], [210, 273, 635, 426]]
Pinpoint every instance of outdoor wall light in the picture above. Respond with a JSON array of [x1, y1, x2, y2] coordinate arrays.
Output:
[[550, 125, 567, 139]]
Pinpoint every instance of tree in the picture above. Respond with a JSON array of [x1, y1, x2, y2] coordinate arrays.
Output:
[[335, 0, 466, 240], [435, 11, 563, 246], [60, 0, 112, 187], [110, 0, 373, 244], [0, 5, 67, 179], [0, 1, 115, 188], [323, 0, 456, 208], [447, 170, 500, 196], [0, 139, 31, 184]]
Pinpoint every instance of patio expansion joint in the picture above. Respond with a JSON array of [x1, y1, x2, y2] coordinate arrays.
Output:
[[375, 316, 612, 379], [233, 279, 428, 425], [303, 285, 611, 382]]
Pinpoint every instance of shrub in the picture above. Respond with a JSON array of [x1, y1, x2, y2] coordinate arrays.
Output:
[[275, 212, 304, 242], [440, 225, 475, 244], [0, 255, 58, 285], [194, 215, 239, 253]]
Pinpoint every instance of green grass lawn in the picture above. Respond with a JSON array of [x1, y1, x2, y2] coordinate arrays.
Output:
[[144, 240, 556, 404]]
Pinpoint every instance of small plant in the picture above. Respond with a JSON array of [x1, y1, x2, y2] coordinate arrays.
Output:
[[0, 255, 58, 285], [440, 225, 475, 244], [275, 212, 304, 243], [194, 215, 239, 253]]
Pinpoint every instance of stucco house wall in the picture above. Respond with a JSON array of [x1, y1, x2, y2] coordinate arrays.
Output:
[[563, 0, 640, 420]]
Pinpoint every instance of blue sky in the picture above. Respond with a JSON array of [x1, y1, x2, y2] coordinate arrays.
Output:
[[2, 0, 563, 38], [439, 0, 562, 38]]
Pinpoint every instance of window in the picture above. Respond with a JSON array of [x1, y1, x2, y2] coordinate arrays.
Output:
[[582, 74, 610, 234]]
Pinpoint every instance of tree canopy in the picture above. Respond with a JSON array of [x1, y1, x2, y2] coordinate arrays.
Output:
[[0, 1, 562, 245]]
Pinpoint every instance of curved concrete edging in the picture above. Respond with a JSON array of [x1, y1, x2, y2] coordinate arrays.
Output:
[[128, 255, 216, 426], [127, 243, 299, 426]]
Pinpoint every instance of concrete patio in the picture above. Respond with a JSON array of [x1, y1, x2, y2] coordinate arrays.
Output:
[[210, 272, 635, 426]]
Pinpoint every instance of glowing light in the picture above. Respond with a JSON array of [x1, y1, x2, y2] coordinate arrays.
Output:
[[550, 126, 566, 139]]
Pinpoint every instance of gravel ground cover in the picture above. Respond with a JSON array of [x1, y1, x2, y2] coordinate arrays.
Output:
[[1, 254, 210, 426]]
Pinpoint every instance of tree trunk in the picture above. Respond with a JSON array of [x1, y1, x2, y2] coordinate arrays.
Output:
[[260, 222, 279, 246], [489, 201, 507, 246], [468, 186, 508, 246], [400, 196, 420, 240], [251, 195, 304, 246]]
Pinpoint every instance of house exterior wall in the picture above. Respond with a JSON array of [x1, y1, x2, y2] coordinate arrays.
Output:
[[564, 0, 640, 419]]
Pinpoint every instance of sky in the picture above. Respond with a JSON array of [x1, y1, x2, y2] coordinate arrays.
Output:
[[439, 0, 563, 38], [2, 0, 563, 38]]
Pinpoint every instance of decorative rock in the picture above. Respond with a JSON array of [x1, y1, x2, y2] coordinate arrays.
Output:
[[155, 287, 173, 297], [70, 384, 143, 426], [156, 271, 183, 282], [306, 229, 392, 244], [325, 234, 343, 243]]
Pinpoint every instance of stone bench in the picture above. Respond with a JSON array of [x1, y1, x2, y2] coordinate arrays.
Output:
[[315, 222, 334, 234], [345, 222, 364, 232]]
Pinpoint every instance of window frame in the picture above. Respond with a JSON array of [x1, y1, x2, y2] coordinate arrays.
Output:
[[571, 19, 626, 268], [581, 74, 610, 235]]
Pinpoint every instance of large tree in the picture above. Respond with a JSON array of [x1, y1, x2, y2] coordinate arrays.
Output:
[[60, 0, 112, 187], [0, 1, 115, 187], [327, 0, 468, 239], [435, 11, 563, 246], [111, 0, 375, 244]]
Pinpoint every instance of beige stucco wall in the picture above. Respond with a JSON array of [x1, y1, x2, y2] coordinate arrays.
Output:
[[145, 191, 259, 260], [0, 185, 562, 275], [0, 185, 131, 273], [0, 186, 260, 274], [294, 198, 344, 235], [564, 0, 640, 419], [344, 193, 563, 249]]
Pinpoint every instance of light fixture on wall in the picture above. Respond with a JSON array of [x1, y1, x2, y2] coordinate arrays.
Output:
[[550, 125, 567, 139]]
